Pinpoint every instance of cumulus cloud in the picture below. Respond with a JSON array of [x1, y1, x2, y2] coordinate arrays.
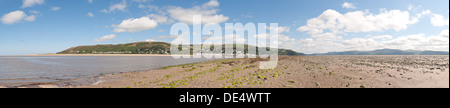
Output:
[[112, 17, 158, 32], [342, 2, 356, 9], [21, 0, 45, 8], [1, 10, 36, 25], [284, 29, 450, 54], [380, 33, 449, 51], [167, 0, 229, 24], [431, 14, 449, 26], [297, 9, 419, 34], [147, 14, 171, 24], [94, 34, 117, 42], [288, 8, 448, 54], [440, 29, 449, 37], [101, 0, 127, 13], [24, 15, 36, 22]]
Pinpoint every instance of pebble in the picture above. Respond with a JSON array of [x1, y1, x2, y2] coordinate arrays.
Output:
[[315, 82, 320, 86], [345, 83, 351, 87]]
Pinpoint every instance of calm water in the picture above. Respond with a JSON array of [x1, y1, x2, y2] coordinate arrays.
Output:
[[0, 56, 213, 87]]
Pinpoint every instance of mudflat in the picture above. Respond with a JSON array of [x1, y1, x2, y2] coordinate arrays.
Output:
[[81, 55, 449, 88]]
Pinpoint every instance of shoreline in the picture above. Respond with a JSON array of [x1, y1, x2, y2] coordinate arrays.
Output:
[[1, 58, 219, 88], [27, 54, 175, 57], [80, 55, 449, 88], [1, 55, 448, 88]]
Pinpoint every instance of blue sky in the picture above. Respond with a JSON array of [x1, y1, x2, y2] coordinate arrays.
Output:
[[0, 0, 448, 55]]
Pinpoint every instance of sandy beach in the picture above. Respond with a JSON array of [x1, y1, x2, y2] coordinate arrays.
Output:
[[75, 55, 449, 88]]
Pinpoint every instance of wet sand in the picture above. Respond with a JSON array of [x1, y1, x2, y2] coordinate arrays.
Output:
[[79, 55, 449, 88]]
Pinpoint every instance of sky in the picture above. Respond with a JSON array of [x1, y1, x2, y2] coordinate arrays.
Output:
[[0, 0, 449, 55]]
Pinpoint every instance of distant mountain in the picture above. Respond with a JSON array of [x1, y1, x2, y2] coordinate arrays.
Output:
[[58, 42, 305, 56], [310, 49, 449, 55]]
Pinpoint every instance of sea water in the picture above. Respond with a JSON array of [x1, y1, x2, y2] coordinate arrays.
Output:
[[0, 56, 212, 87]]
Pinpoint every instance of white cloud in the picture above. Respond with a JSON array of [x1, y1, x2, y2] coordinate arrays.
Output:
[[267, 26, 290, 34], [24, 15, 36, 22], [431, 14, 449, 26], [1, 10, 36, 25], [21, 0, 45, 8], [342, 2, 356, 9], [94, 34, 117, 42], [113, 17, 158, 32], [51, 6, 61, 11], [88, 0, 93, 3], [380, 33, 449, 51], [371, 35, 393, 40], [297, 9, 419, 34], [87, 12, 94, 17], [167, 0, 229, 25], [101, 0, 127, 13], [286, 30, 450, 54], [146, 14, 170, 24], [29, 10, 40, 14], [440, 29, 449, 37], [145, 39, 157, 42], [416, 10, 431, 18]]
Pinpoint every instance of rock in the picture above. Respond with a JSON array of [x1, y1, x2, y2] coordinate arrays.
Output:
[[315, 82, 320, 87], [360, 85, 366, 88], [345, 83, 351, 87]]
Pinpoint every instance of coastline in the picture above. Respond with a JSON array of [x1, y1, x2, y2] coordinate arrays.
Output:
[[2, 55, 448, 88], [26, 54, 175, 57], [79, 55, 448, 88]]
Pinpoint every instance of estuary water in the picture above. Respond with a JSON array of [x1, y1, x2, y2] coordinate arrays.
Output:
[[0, 56, 213, 87]]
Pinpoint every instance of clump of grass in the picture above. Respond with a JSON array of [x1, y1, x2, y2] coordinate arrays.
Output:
[[272, 73, 279, 77], [288, 80, 296, 83], [328, 72, 335, 76], [164, 75, 172, 80]]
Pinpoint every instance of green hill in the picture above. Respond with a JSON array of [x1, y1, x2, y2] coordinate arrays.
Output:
[[58, 42, 305, 56], [58, 42, 171, 54]]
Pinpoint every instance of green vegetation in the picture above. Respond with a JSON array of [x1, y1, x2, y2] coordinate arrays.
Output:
[[57, 41, 304, 56], [58, 42, 171, 54]]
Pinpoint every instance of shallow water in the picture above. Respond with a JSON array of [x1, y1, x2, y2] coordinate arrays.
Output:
[[0, 56, 213, 87]]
